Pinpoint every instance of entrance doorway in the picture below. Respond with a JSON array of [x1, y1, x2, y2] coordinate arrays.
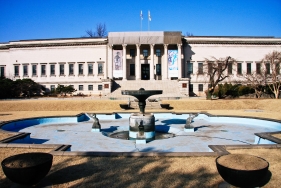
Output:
[[141, 64, 150, 80]]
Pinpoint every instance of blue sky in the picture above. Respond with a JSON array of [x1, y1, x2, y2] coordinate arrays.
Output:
[[0, 0, 280, 42]]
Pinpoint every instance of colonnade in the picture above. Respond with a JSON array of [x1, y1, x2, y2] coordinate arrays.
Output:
[[108, 43, 182, 80]]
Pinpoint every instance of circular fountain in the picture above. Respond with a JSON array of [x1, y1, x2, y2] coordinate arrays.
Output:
[[121, 88, 162, 142]]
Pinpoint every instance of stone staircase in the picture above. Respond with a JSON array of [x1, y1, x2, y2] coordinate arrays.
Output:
[[107, 80, 186, 100]]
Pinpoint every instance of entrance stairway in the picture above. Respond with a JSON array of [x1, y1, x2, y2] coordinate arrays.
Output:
[[106, 80, 186, 100]]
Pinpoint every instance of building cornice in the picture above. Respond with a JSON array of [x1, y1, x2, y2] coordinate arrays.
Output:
[[0, 41, 107, 50]]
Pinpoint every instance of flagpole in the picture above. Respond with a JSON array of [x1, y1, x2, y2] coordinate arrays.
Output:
[[148, 11, 150, 31], [140, 10, 143, 31]]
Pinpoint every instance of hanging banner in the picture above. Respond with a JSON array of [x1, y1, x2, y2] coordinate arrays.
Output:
[[168, 50, 178, 77], [113, 50, 123, 78]]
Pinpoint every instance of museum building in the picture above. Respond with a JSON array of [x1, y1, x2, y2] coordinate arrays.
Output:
[[0, 31, 280, 97]]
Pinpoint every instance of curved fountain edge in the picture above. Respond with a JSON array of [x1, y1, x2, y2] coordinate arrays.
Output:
[[1, 112, 281, 157]]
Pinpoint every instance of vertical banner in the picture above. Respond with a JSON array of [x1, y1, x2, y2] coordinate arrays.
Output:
[[113, 50, 123, 77], [168, 50, 178, 77]]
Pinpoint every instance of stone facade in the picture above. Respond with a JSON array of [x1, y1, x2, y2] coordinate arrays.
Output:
[[0, 32, 280, 97]]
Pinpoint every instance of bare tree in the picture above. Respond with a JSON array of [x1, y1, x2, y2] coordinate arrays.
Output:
[[262, 51, 281, 99], [203, 56, 235, 99], [186, 32, 194, 36], [243, 71, 265, 98], [85, 23, 107, 38]]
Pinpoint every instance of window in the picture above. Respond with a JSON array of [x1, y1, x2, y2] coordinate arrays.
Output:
[[98, 63, 103, 74], [50, 64, 55, 75], [14, 65, 19, 76], [79, 85, 83, 91], [60, 64, 64, 75], [189, 84, 193, 92], [88, 64, 93, 75], [98, 85, 103, 90], [156, 49, 161, 57], [228, 63, 233, 74], [237, 63, 242, 75], [88, 85, 93, 91], [41, 65, 46, 76], [69, 64, 74, 75], [198, 84, 203, 92], [266, 63, 270, 74], [156, 64, 161, 75], [79, 64, 83, 75], [143, 49, 148, 57], [23, 65, 28, 76], [0, 67, 4, 78], [198, 63, 203, 74], [187, 62, 193, 74], [208, 63, 212, 74], [130, 49, 135, 57], [130, 64, 135, 76], [247, 62, 252, 74], [50, 85, 55, 92], [256, 63, 261, 74], [277, 63, 280, 75], [32, 65, 37, 76]]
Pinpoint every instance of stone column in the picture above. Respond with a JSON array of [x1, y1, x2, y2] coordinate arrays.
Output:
[[136, 44, 141, 80], [150, 44, 155, 80], [122, 44, 127, 80], [108, 45, 113, 79], [177, 44, 182, 79], [163, 44, 168, 80]]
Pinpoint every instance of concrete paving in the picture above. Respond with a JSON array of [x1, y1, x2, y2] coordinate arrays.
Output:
[[15, 113, 281, 152]]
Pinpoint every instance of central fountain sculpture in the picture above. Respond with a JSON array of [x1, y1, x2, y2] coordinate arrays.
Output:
[[121, 88, 162, 143]]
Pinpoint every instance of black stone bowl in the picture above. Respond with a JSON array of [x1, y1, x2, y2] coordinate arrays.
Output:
[[216, 154, 269, 187], [1, 152, 53, 186], [119, 104, 129, 109], [160, 104, 170, 109]]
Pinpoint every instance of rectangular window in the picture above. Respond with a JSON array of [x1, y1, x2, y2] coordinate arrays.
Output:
[[88, 85, 93, 91], [189, 84, 193, 92], [41, 65, 46, 76], [143, 49, 148, 57], [60, 64, 64, 75], [156, 64, 161, 75], [14, 65, 19, 76], [187, 62, 193, 74], [237, 63, 242, 75], [32, 65, 37, 76], [69, 64, 74, 75], [256, 63, 261, 74], [98, 85, 103, 90], [79, 64, 83, 75], [23, 65, 28, 76], [88, 64, 93, 75], [198, 63, 203, 74], [130, 64, 135, 76], [130, 49, 135, 57], [266, 63, 270, 74], [50, 85, 55, 92], [247, 62, 252, 74], [98, 63, 103, 74], [0, 67, 5, 78], [228, 63, 233, 74], [50, 65, 55, 75], [198, 84, 203, 92], [156, 49, 161, 57], [79, 85, 83, 91], [208, 63, 212, 74]]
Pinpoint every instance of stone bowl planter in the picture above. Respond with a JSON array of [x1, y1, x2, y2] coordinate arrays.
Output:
[[216, 154, 269, 187], [119, 104, 129, 110], [160, 104, 170, 109], [1, 152, 53, 186]]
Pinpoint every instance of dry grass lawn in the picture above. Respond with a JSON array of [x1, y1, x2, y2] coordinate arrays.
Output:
[[0, 99, 281, 187]]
